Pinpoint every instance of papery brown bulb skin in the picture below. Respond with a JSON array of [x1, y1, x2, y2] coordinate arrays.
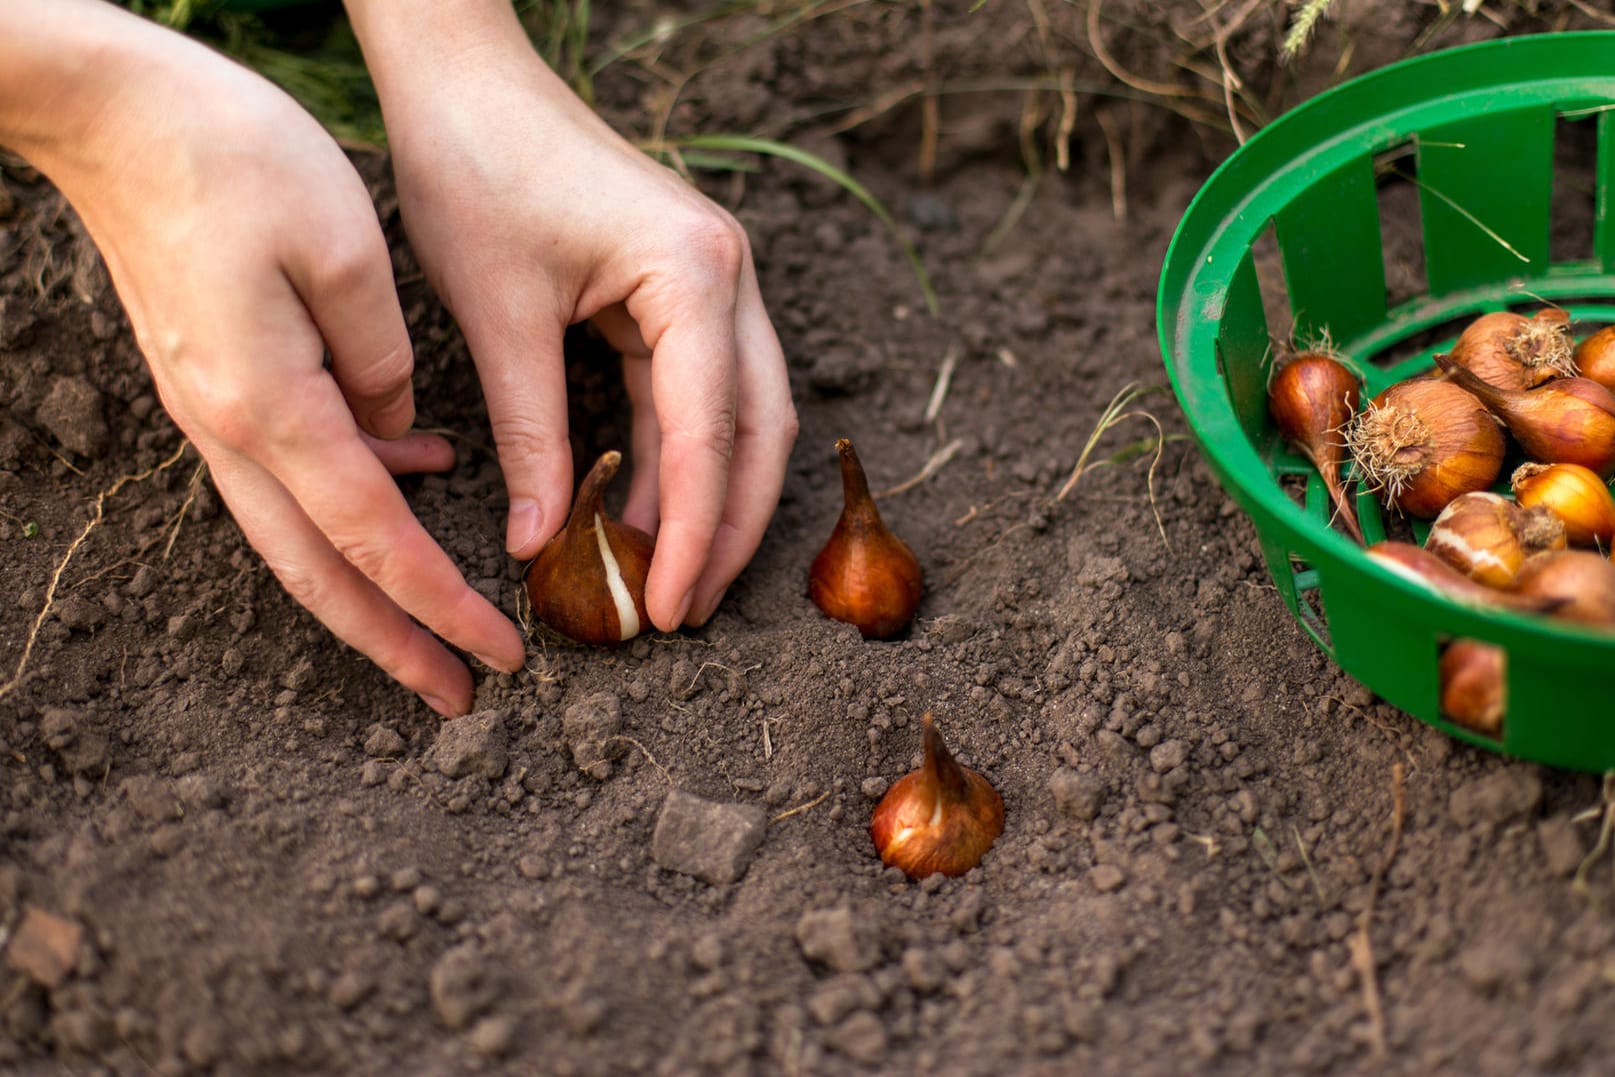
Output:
[[1435, 354, 1615, 476], [1268, 353, 1363, 542], [1513, 550, 1615, 629], [1439, 639, 1505, 738], [525, 451, 654, 646], [1572, 324, 1615, 393], [1365, 542, 1564, 614], [1424, 491, 1565, 589], [810, 439, 924, 639], [1345, 378, 1505, 518], [1511, 462, 1615, 548], [1448, 308, 1574, 390], [870, 714, 1005, 879]]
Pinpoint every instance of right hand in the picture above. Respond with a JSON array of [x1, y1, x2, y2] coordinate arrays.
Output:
[[19, 6, 524, 715]]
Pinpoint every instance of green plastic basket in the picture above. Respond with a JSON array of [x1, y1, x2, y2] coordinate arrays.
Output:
[[1158, 32, 1615, 772]]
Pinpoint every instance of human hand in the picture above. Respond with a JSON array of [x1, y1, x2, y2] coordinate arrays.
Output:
[[2, 2, 525, 715], [347, 0, 798, 631]]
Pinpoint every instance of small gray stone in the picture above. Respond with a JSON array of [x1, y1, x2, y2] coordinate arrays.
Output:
[[328, 970, 373, 1010], [429, 711, 507, 780], [1090, 865, 1126, 893], [826, 1011, 888, 1065], [1048, 768, 1103, 822], [40, 707, 109, 778], [562, 692, 623, 779], [795, 906, 879, 973], [36, 376, 108, 458], [120, 775, 181, 822], [807, 974, 880, 1026], [430, 944, 497, 1030], [1449, 768, 1543, 828], [364, 725, 405, 759], [652, 789, 765, 885], [1149, 740, 1189, 774], [1538, 815, 1586, 877], [467, 1014, 517, 1058]]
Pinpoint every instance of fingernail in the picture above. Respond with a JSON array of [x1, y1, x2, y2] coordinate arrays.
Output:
[[506, 498, 541, 555], [420, 692, 459, 718], [672, 587, 696, 628], [691, 586, 729, 626], [474, 651, 522, 674]]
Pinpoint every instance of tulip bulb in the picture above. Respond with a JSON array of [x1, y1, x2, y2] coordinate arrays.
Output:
[[1434, 354, 1615, 476], [1572, 324, 1615, 393], [1345, 377, 1505, 518], [1447, 308, 1574, 390], [1268, 352, 1363, 543], [1513, 550, 1615, 629], [809, 438, 924, 639], [1510, 462, 1615, 549], [524, 450, 654, 646], [870, 713, 1004, 879], [1439, 639, 1505, 739], [1365, 542, 1564, 614], [1423, 491, 1565, 589]]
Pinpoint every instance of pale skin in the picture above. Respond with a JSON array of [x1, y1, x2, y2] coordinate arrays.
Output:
[[0, 0, 798, 716]]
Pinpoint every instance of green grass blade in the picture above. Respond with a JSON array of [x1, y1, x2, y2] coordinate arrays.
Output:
[[668, 133, 938, 315]]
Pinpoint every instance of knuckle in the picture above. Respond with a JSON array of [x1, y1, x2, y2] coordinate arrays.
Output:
[[346, 338, 415, 401], [333, 528, 401, 588], [677, 210, 747, 284], [671, 404, 737, 464], [488, 415, 566, 464], [312, 231, 386, 298]]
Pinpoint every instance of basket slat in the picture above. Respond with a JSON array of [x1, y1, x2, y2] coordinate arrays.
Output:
[[1417, 109, 1555, 295], [1276, 158, 1386, 348]]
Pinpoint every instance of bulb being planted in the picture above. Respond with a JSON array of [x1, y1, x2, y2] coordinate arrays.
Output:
[[870, 713, 1004, 879], [524, 450, 654, 646], [809, 438, 924, 639]]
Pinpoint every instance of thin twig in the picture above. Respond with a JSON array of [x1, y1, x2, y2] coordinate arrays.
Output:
[[0, 441, 190, 704], [875, 438, 964, 499], [924, 346, 960, 425], [1351, 761, 1406, 1063], [771, 789, 831, 824]]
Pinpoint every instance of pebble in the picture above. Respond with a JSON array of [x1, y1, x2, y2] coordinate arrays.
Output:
[[1150, 740, 1189, 774], [5, 906, 82, 988], [328, 970, 373, 1010], [1091, 865, 1127, 893], [807, 974, 880, 1025], [562, 692, 623, 779], [35, 376, 108, 457], [120, 775, 182, 822], [467, 1013, 517, 1058], [1048, 768, 1104, 822], [1537, 814, 1585, 877], [795, 905, 879, 973], [1458, 936, 1536, 992], [377, 902, 417, 942], [651, 789, 766, 885], [430, 944, 497, 1030], [827, 1011, 888, 1064], [364, 726, 406, 759], [429, 711, 508, 780]]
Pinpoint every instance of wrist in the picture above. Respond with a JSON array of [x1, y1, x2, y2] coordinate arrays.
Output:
[[344, 0, 540, 102], [0, 1, 164, 173]]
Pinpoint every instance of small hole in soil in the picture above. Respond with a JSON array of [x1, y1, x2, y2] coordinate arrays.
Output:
[[1376, 144, 1427, 311]]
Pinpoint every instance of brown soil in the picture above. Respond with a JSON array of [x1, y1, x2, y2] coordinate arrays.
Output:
[[5, 5, 1615, 1075]]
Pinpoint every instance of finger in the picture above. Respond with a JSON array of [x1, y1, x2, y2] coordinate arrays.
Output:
[[265, 378, 526, 673], [686, 262, 796, 623], [287, 197, 418, 440], [203, 445, 477, 716], [457, 295, 574, 560], [362, 429, 457, 476], [637, 297, 739, 631], [618, 353, 661, 534]]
